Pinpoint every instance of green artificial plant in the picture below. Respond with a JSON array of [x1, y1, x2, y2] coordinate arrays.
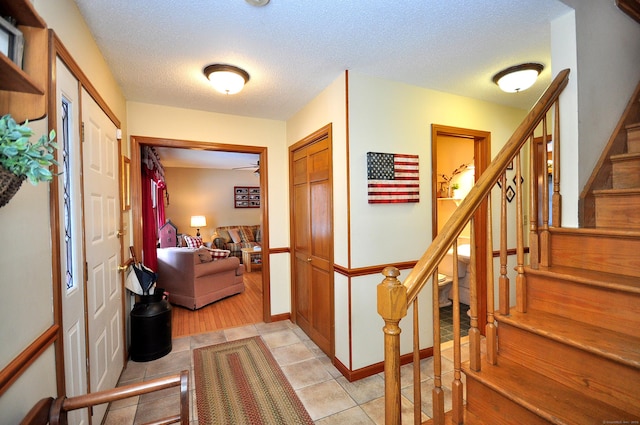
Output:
[[0, 114, 58, 185]]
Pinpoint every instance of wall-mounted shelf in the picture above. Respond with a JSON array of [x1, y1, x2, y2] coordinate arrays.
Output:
[[0, 0, 48, 123]]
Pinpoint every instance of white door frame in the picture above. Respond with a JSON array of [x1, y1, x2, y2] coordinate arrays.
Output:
[[56, 57, 89, 425], [51, 43, 125, 425]]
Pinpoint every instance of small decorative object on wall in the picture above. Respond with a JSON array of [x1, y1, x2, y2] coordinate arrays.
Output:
[[235, 186, 260, 208], [367, 152, 419, 204], [506, 185, 516, 203], [513, 175, 524, 186], [438, 162, 471, 198]]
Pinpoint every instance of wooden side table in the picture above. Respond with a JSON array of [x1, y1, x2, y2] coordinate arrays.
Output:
[[241, 248, 262, 272]]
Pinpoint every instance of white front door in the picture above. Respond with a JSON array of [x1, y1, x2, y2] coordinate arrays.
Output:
[[81, 88, 123, 424], [57, 58, 89, 425]]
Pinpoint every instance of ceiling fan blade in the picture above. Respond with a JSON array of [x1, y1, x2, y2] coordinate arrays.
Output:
[[232, 160, 260, 170]]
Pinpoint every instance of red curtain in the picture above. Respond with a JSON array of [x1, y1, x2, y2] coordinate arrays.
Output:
[[156, 180, 166, 230], [141, 167, 158, 271], [141, 146, 167, 271]]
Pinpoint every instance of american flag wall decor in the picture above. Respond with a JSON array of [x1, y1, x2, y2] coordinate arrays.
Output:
[[367, 152, 420, 204]]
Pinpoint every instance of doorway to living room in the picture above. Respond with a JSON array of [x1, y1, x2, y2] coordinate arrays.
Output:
[[129, 136, 270, 334]]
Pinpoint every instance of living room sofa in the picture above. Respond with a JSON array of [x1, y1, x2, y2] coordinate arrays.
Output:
[[156, 247, 244, 310], [212, 225, 261, 262]]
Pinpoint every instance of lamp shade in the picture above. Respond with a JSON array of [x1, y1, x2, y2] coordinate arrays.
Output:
[[190, 215, 206, 228], [204, 64, 250, 95], [492, 63, 544, 93]]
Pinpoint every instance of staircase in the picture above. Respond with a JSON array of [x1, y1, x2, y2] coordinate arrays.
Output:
[[460, 100, 640, 423], [378, 70, 640, 425]]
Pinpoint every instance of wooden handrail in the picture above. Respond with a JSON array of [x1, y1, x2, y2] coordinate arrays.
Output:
[[50, 370, 189, 425], [21, 370, 189, 425], [0, 325, 59, 397], [403, 69, 570, 303], [61, 371, 187, 411]]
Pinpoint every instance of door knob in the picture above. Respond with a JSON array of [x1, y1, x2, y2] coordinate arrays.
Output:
[[307, 257, 312, 262]]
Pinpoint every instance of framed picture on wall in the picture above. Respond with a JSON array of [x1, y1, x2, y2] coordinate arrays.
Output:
[[235, 186, 260, 208]]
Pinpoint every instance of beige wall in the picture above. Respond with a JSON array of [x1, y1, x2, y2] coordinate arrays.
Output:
[[0, 176, 58, 423], [33, 0, 127, 136], [164, 167, 261, 242], [346, 73, 527, 369]]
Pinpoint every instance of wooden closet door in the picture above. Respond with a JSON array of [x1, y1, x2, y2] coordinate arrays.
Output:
[[291, 128, 333, 356]]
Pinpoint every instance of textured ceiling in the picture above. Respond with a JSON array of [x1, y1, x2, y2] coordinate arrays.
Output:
[[73, 0, 572, 122]]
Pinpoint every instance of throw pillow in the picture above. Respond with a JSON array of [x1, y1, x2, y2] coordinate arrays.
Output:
[[239, 225, 256, 243], [228, 228, 242, 243], [217, 228, 231, 243], [197, 248, 213, 263], [207, 248, 230, 260], [184, 235, 204, 249]]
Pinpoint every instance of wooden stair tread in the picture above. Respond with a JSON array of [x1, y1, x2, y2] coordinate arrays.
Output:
[[592, 187, 640, 196], [496, 310, 640, 369], [422, 408, 487, 425], [549, 226, 640, 238], [462, 356, 636, 424], [525, 264, 640, 294], [626, 122, 640, 131], [610, 151, 640, 161]]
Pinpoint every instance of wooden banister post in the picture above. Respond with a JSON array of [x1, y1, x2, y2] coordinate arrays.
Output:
[[552, 100, 562, 228], [486, 194, 497, 365], [528, 134, 540, 269], [540, 116, 551, 267], [377, 266, 408, 425], [516, 153, 527, 313], [499, 172, 510, 316]]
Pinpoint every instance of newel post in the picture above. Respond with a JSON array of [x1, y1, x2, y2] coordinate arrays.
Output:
[[377, 266, 408, 425]]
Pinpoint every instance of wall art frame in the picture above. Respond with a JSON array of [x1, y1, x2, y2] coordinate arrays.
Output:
[[234, 186, 260, 208]]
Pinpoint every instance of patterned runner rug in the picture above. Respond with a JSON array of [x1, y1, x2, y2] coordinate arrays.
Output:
[[193, 336, 314, 424]]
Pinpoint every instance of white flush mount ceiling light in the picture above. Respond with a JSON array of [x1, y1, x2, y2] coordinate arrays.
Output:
[[245, 0, 270, 6], [204, 64, 250, 95], [492, 63, 544, 93]]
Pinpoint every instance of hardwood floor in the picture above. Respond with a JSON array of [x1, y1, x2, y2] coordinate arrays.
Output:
[[171, 270, 263, 338]]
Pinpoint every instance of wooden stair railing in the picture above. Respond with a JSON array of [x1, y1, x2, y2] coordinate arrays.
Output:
[[377, 68, 570, 425], [20, 370, 190, 425]]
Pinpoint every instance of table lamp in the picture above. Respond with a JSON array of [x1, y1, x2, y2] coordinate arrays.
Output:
[[190, 215, 206, 237]]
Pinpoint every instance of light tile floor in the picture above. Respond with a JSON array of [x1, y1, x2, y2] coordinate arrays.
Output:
[[440, 302, 471, 343], [105, 320, 472, 424]]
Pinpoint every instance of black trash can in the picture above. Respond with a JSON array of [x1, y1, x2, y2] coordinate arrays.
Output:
[[130, 289, 172, 362]]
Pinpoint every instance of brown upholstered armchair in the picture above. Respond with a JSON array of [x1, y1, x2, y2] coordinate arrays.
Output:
[[156, 247, 244, 310]]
